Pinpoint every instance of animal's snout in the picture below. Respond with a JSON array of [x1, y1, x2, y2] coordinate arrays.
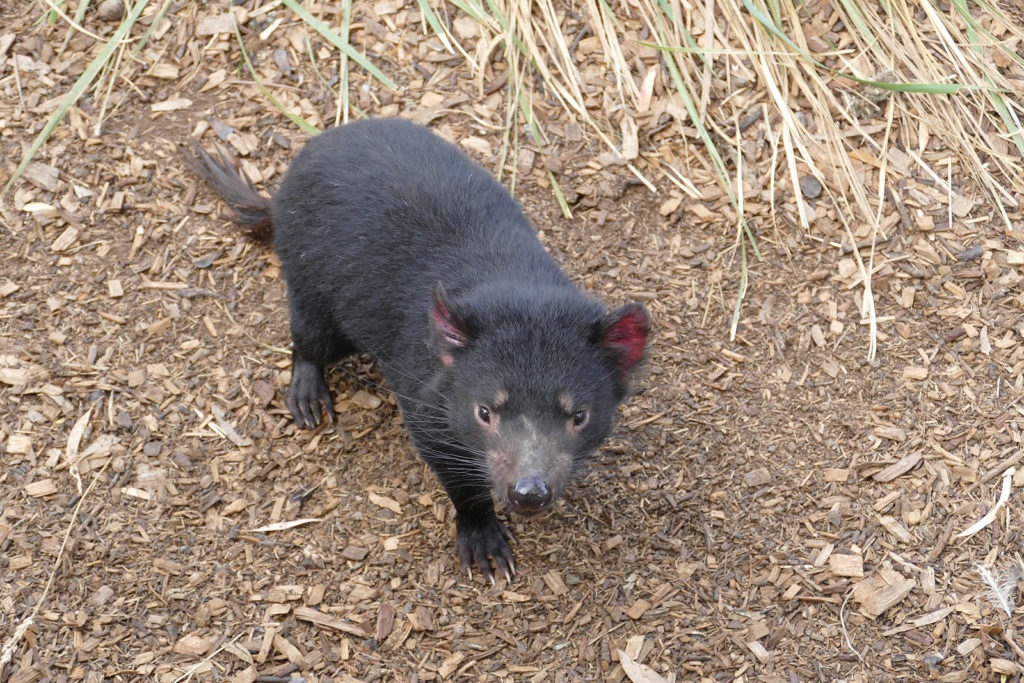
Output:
[[508, 477, 552, 515]]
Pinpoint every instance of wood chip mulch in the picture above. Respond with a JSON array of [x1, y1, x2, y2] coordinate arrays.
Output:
[[1, 1, 1022, 681]]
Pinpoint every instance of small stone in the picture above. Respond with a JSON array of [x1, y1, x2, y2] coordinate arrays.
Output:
[[799, 175, 822, 199], [273, 49, 291, 77], [172, 451, 193, 470], [143, 441, 163, 456], [97, 0, 125, 21], [743, 467, 772, 487], [193, 252, 220, 269]]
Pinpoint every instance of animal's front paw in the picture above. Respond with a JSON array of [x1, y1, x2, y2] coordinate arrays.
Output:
[[286, 360, 335, 429], [456, 514, 515, 584]]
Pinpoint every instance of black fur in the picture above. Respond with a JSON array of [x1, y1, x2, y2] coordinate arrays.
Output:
[[191, 119, 649, 581]]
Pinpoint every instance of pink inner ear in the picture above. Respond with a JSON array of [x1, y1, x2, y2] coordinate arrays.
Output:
[[602, 305, 649, 371], [433, 298, 469, 348]]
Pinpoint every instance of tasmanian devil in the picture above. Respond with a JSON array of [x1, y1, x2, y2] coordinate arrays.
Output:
[[189, 118, 649, 581]]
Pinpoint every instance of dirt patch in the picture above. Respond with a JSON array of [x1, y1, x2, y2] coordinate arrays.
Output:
[[2, 2, 1023, 681]]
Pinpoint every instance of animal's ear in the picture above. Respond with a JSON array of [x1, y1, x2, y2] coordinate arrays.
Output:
[[597, 304, 649, 374], [431, 285, 471, 367]]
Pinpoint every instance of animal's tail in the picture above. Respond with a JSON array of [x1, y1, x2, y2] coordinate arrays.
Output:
[[185, 141, 273, 240]]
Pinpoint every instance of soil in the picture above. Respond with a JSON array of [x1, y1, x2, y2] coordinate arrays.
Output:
[[2, 1, 1023, 682]]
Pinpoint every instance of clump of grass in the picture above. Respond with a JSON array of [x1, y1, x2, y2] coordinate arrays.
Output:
[[423, 0, 1024, 348], [5, 0, 154, 193], [12, 1, 1024, 349]]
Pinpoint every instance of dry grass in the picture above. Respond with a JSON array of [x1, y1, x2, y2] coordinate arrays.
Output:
[[12, 0, 1022, 241], [431, 0, 1024, 344]]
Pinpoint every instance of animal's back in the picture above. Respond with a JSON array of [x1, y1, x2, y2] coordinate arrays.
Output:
[[272, 120, 567, 343]]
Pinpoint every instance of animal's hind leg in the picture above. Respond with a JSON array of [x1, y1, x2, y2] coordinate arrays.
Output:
[[286, 303, 358, 429]]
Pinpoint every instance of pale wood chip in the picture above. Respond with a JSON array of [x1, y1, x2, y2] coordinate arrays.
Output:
[[625, 599, 651, 620], [266, 585, 304, 601], [151, 97, 193, 112], [50, 226, 79, 252], [743, 467, 772, 487], [542, 571, 569, 596], [438, 651, 465, 679], [25, 479, 57, 497], [173, 632, 215, 655], [878, 515, 912, 543], [272, 632, 305, 665], [824, 468, 849, 482], [902, 366, 928, 380], [829, 553, 865, 578], [853, 568, 915, 618], [873, 425, 907, 442], [7, 433, 33, 454], [23, 161, 59, 192], [294, 606, 368, 637], [618, 649, 669, 683], [368, 492, 401, 514], [873, 452, 922, 482]]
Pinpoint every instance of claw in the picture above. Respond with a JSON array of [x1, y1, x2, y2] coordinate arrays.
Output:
[[287, 360, 332, 429], [503, 567, 511, 584], [456, 514, 516, 585]]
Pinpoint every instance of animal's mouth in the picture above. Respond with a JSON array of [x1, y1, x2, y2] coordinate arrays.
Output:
[[507, 497, 554, 518]]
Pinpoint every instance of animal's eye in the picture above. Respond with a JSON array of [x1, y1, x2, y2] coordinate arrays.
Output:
[[476, 405, 491, 425], [572, 410, 588, 428]]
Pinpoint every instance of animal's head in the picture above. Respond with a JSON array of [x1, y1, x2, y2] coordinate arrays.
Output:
[[430, 285, 649, 515]]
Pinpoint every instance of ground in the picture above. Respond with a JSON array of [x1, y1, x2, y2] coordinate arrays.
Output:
[[1, 1, 1023, 682]]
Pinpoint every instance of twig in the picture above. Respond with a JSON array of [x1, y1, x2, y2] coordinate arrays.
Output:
[[957, 467, 1016, 539], [172, 633, 244, 683], [39, 0, 106, 42], [1004, 628, 1024, 662], [839, 586, 864, 662], [11, 49, 25, 115], [0, 457, 113, 670], [926, 517, 955, 562], [973, 450, 1024, 490]]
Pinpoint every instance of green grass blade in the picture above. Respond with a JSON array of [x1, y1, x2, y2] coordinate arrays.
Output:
[[48, 0, 65, 24], [445, 0, 492, 28], [547, 171, 572, 219], [281, 0, 395, 89], [128, 0, 174, 61], [594, 0, 624, 32], [742, 0, 965, 93], [232, 19, 320, 136], [58, 0, 92, 54], [5, 0, 149, 194], [481, 0, 532, 61], [514, 86, 569, 218], [336, 0, 353, 126], [729, 236, 749, 340], [415, 0, 454, 52], [649, 6, 758, 339], [833, 0, 873, 44], [949, 0, 1024, 156]]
